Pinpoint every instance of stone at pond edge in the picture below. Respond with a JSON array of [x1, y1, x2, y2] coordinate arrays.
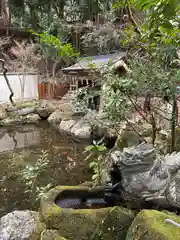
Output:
[[59, 120, 77, 133], [48, 110, 83, 125], [40, 186, 135, 240], [0, 105, 7, 120], [71, 120, 91, 139], [126, 210, 180, 240], [41, 230, 67, 240], [0, 117, 20, 126], [48, 110, 63, 124], [59, 119, 91, 139], [36, 100, 56, 119], [0, 210, 46, 240], [16, 107, 36, 116], [19, 114, 41, 124]]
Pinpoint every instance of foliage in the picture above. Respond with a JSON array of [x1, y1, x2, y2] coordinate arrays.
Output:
[[31, 30, 79, 58], [20, 150, 52, 201], [137, 0, 180, 44], [72, 86, 101, 113], [102, 72, 137, 124], [96, 0, 180, 152], [81, 23, 123, 55], [29, 30, 79, 80], [9, 40, 41, 72], [84, 139, 107, 185], [10, 0, 113, 31]]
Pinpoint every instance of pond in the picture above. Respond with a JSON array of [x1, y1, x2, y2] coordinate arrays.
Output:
[[0, 122, 91, 217]]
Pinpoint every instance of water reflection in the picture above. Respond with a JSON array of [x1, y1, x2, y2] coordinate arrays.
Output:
[[0, 122, 91, 217], [0, 126, 40, 152]]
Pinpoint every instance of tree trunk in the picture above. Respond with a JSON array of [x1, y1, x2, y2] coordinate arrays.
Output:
[[0, 59, 15, 105], [171, 94, 177, 153]]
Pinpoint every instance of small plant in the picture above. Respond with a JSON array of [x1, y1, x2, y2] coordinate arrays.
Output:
[[20, 150, 52, 201], [84, 139, 107, 185]]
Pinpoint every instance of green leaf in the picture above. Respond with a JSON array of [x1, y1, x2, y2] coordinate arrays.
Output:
[[84, 145, 94, 152], [84, 153, 93, 161], [92, 174, 98, 180], [97, 145, 107, 152], [89, 162, 97, 168], [162, 20, 174, 29], [163, 3, 176, 18]]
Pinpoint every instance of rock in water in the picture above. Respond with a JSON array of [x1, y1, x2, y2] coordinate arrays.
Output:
[[48, 110, 62, 124], [0, 105, 7, 120], [0, 210, 46, 240], [16, 107, 36, 116], [59, 119, 77, 133], [71, 120, 91, 139], [36, 101, 55, 119], [20, 114, 41, 124]]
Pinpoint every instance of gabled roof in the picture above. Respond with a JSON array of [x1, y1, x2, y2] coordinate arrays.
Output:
[[62, 52, 127, 73]]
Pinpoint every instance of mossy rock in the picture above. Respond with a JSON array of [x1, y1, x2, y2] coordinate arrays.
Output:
[[15, 100, 39, 109], [126, 210, 180, 240], [79, 181, 94, 188], [40, 186, 135, 240], [41, 230, 67, 240]]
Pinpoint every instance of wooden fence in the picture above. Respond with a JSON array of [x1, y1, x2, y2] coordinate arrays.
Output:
[[38, 83, 69, 99]]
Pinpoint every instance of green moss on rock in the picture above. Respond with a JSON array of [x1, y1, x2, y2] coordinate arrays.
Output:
[[126, 210, 180, 240], [41, 230, 67, 240], [15, 100, 39, 109], [40, 186, 135, 240], [31, 211, 46, 240]]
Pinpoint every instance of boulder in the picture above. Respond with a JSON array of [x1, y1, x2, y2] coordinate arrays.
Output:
[[71, 120, 91, 139], [16, 107, 36, 116], [59, 120, 77, 133], [140, 123, 152, 137], [20, 114, 41, 124], [0, 114, 40, 126], [41, 230, 67, 240], [48, 110, 75, 125], [115, 126, 141, 150], [36, 107, 52, 119], [15, 100, 38, 110], [48, 110, 63, 124], [158, 130, 168, 141], [40, 186, 135, 240], [126, 210, 180, 240], [0, 105, 7, 120], [36, 101, 56, 119], [0, 117, 20, 126], [0, 210, 46, 240]]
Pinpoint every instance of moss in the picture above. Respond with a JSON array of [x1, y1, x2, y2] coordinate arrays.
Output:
[[40, 186, 135, 240], [41, 230, 67, 240], [79, 181, 94, 188], [15, 100, 38, 109], [115, 131, 141, 150], [126, 210, 180, 240], [29, 211, 46, 240]]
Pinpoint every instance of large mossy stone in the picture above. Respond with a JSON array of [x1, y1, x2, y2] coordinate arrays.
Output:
[[40, 186, 135, 240], [126, 210, 180, 240]]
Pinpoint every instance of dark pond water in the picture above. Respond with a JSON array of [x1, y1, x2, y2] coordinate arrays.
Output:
[[0, 122, 91, 217]]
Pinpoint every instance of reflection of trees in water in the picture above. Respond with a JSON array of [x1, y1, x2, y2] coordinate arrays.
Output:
[[0, 125, 91, 217], [7, 131, 18, 149], [0, 129, 6, 139]]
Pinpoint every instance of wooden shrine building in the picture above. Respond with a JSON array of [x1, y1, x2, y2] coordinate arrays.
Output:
[[62, 52, 128, 92]]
